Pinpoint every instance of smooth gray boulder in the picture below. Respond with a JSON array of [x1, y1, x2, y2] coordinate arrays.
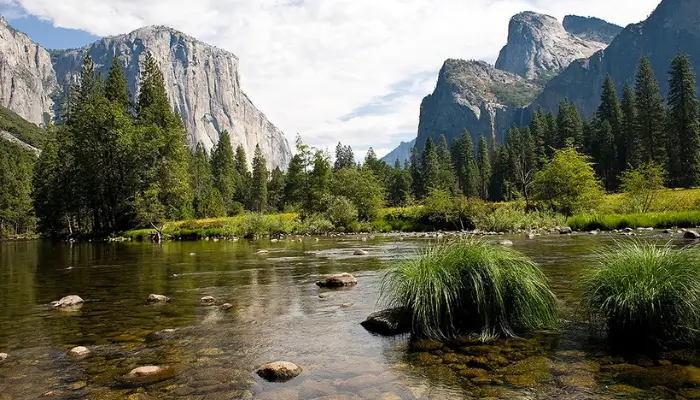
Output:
[[316, 273, 357, 288], [51, 295, 84, 309], [123, 365, 176, 384], [256, 361, 302, 382], [361, 308, 412, 336], [147, 294, 170, 303], [67, 346, 90, 359]]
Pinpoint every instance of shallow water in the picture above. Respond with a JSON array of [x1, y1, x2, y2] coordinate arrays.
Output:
[[0, 234, 698, 399]]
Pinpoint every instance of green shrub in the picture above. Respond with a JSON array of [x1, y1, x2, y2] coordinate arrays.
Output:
[[381, 238, 557, 341], [475, 205, 564, 232], [323, 195, 358, 229], [295, 214, 334, 235], [580, 241, 700, 347]]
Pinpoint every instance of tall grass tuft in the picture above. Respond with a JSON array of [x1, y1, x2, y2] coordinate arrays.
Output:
[[380, 238, 557, 341], [580, 241, 700, 347]]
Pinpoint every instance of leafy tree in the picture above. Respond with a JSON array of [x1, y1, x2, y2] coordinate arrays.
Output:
[[323, 195, 358, 229], [634, 57, 667, 166], [476, 136, 491, 200], [332, 167, 385, 220], [211, 131, 238, 215], [619, 162, 666, 213], [304, 150, 332, 214], [532, 147, 603, 215], [250, 144, 268, 212], [667, 52, 700, 188], [0, 141, 35, 236], [387, 162, 412, 207]]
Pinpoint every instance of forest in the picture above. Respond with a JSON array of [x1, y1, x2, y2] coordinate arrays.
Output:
[[0, 52, 699, 238]]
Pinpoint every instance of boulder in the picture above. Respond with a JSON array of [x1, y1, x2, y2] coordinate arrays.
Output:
[[316, 273, 357, 288], [256, 361, 302, 382], [684, 230, 700, 239], [353, 249, 369, 256], [0, 353, 7, 362], [497, 240, 514, 246], [623, 227, 634, 233], [123, 365, 176, 384], [361, 307, 412, 336], [67, 346, 90, 359], [589, 230, 600, 235], [559, 227, 573, 234], [147, 294, 170, 303], [200, 296, 216, 304], [256, 249, 269, 255], [525, 233, 535, 239], [51, 295, 84, 309], [221, 303, 233, 310]]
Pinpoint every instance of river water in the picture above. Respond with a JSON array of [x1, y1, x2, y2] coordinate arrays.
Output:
[[0, 234, 699, 399]]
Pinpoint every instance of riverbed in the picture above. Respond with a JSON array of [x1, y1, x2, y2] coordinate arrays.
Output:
[[0, 234, 698, 399]]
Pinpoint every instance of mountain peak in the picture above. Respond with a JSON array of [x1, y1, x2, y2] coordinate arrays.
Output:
[[563, 15, 623, 44]]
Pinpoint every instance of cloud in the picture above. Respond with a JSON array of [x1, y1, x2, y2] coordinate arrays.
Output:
[[7, 0, 660, 157]]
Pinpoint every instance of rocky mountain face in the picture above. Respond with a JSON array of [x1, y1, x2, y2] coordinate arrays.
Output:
[[0, 20, 291, 169], [0, 18, 56, 127], [416, 59, 537, 150], [563, 15, 623, 44], [532, 0, 700, 119], [380, 138, 415, 165], [495, 12, 609, 81]]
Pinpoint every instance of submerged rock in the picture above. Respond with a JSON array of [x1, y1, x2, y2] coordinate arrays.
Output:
[[316, 273, 357, 288], [51, 295, 84, 309], [147, 294, 170, 303], [145, 329, 176, 342], [684, 230, 700, 239], [67, 346, 90, 359], [200, 296, 216, 304], [256, 361, 302, 382], [353, 249, 369, 256], [123, 365, 176, 384], [361, 307, 412, 336]]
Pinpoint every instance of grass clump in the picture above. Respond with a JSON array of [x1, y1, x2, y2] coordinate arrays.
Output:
[[580, 241, 700, 347], [380, 238, 557, 341]]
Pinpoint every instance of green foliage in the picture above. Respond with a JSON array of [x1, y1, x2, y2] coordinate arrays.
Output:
[[381, 238, 557, 340], [451, 130, 479, 197], [387, 165, 412, 207], [322, 195, 358, 228], [0, 140, 35, 236], [420, 137, 440, 196], [211, 130, 238, 215], [580, 241, 700, 347], [267, 167, 286, 212], [476, 205, 564, 233], [556, 100, 583, 148], [490, 81, 542, 107], [667, 52, 700, 188], [568, 211, 700, 231], [476, 136, 491, 200], [620, 83, 638, 169], [333, 142, 355, 171], [634, 57, 667, 166], [331, 167, 385, 220], [0, 105, 46, 148], [619, 162, 666, 213], [533, 147, 603, 216], [250, 144, 268, 212]]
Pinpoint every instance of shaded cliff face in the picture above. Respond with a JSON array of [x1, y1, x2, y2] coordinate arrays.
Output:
[[51, 26, 291, 169], [533, 0, 700, 119], [380, 138, 415, 166], [416, 59, 538, 150], [495, 12, 607, 81], [0, 18, 56, 127], [563, 15, 623, 44]]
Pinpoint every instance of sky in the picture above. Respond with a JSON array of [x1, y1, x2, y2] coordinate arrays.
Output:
[[0, 0, 661, 159]]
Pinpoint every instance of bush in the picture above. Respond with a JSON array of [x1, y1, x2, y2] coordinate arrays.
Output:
[[580, 241, 700, 347], [295, 214, 334, 235], [619, 162, 665, 213], [380, 238, 557, 340], [323, 195, 358, 229], [475, 204, 564, 233]]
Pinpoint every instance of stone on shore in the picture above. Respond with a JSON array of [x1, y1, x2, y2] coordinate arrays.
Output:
[[67, 346, 90, 359], [684, 230, 700, 239], [51, 295, 84, 309], [256, 361, 302, 382], [316, 273, 357, 288], [361, 307, 412, 336], [147, 294, 170, 303]]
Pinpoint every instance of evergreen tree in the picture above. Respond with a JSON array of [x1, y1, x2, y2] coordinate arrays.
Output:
[[285, 154, 307, 207], [667, 52, 700, 188], [596, 75, 623, 178], [529, 107, 547, 166], [451, 130, 478, 197], [250, 144, 268, 212], [267, 167, 286, 212], [189, 143, 215, 218], [409, 146, 422, 199], [544, 112, 558, 157], [476, 136, 491, 200], [592, 119, 616, 190], [489, 145, 513, 202], [634, 57, 667, 166], [333, 142, 355, 171], [105, 57, 130, 111], [211, 131, 238, 214], [621, 83, 639, 169], [436, 134, 456, 191], [305, 150, 332, 214], [556, 100, 583, 148], [234, 145, 250, 206], [420, 137, 440, 195]]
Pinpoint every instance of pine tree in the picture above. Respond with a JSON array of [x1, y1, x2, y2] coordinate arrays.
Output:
[[334, 143, 355, 171], [476, 136, 491, 200], [285, 154, 307, 206], [592, 119, 616, 190], [634, 57, 667, 166], [621, 83, 639, 169], [387, 164, 412, 207], [189, 143, 214, 217], [667, 52, 700, 188], [409, 146, 422, 199], [234, 145, 250, 206], [420, 137, 440, 195], [556, 100, 583, 148], [211, 130, 238, 214], [250, 144, 268, 212], [436, 134, 456, 191], [305, 150, 332, 213], [596, 75, 623, 178], [105, 57, 130, 111], [529, 107, 547, 166], [544, 112, 558, 157], [451, 130, 478, 197], [267, 167, 286, 211]]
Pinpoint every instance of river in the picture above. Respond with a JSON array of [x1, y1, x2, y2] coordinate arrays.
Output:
[[0, 234, 697, 399]]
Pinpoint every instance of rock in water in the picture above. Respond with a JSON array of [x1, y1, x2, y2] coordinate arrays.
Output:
[[353, 249, 369, 256], [559, 227, 573, 234], [0, 353, 7, 362], [67, 346, 90, 359], [316, 273, 358, 288], [220, 303, 233, 310], [51, 295, 84, 309], [147, 294, 170, 303], [256, 361, 302, 382], [200, 296, 216, 304], [256, 250, 269, 255], [123, 365, 175, 384], [497, 240, 514, 246], [361, 308, 412, 336], [145, 329, 176, 342], [684, 230, 700, 239]]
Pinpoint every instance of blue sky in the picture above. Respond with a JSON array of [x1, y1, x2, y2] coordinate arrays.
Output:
[[2, 12, 99, 50]]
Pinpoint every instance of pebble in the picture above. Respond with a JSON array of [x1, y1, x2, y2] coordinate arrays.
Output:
[[67, 346, 90, 359]]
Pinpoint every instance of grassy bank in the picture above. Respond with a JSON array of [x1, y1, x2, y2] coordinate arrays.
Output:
[[568, 211, 700, 231]]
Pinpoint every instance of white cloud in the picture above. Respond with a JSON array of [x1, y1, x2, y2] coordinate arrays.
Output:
[[7, 0, 660, 157]]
